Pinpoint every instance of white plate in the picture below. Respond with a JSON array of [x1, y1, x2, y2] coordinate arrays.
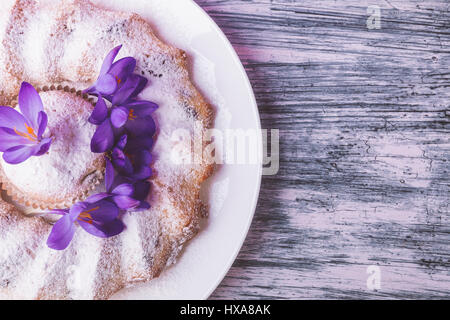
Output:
[[93, 0, 263, 299]]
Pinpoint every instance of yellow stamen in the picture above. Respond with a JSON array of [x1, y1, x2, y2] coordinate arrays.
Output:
[[77, 206, 100, 225], [115, 76, 122, 85], [128, 109, 137, 120], [25, 123, 37, 138], [14, 123, 38, 142]]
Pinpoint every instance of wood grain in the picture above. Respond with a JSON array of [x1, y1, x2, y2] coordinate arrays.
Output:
[[195, 0, 450, 299]]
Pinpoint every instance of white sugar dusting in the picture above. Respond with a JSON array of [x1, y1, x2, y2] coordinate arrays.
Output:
[[12, 243, 52, 299], [66, 230, 102, 299], [120, 213, 147, 281], [0, 223, 36, 291], [0, 1, 15, 45], [22, 5, 55, 83]]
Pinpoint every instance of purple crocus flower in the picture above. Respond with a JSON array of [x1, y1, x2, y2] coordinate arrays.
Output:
[[131, 180, 151, 210], [46, 199, 124, 250], [103, 73, 148, 104], [88, 79, 156, 153], [85, 45, 157, 154], [111, 134, 153, 181], [83, 45, 136, 96], [87, 79, 155, 154], [89, 97, 115, 153], [0, 82, 52, 164], [86, 159, 149, 210], [109, 75, 157, 136]]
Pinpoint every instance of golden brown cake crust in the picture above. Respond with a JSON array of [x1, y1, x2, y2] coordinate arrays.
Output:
[[0, 0, 214, 299]]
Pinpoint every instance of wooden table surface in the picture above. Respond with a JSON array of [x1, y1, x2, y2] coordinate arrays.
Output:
[[195, 0, 450, 299]]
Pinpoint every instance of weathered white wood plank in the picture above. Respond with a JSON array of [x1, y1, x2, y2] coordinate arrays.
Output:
[[194, 0, 450, 299]]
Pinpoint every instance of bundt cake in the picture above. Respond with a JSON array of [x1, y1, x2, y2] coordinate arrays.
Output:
[[0, 0, 214, 299]]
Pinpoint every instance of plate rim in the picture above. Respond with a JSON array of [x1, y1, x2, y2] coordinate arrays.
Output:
[[187, 0, 263, 300]]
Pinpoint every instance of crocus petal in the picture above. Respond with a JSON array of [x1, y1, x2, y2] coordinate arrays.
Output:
[[111, 183, 134, 196], [135, 150, 152, 167], [111, 146, 127, 162], [127, 150, 152, 180], [46, 209, 70, 216], [0, 106, 28, 132], [136, 201, 151, 211], [110, 106, 129, 128], [125, 116, 156, 137], [132, 166, 152, 180], [18, 82, 43, 130], [91, 119, 114, 153], [112, 74, 141, 106], [95, 74, 117, 95], [133, 181, 150, 201], [83, 85, 97, 95], [112, 195, 140, 210], [109, 57, 136, 83], [85, 192, 110, 203], [112, 125, 127, 140], [109, 175, 130, 190], [37, 111, 48, 138], [100, 45, 122, 76], [126, 100, 158, 118], [34, 137, 52, 156], [125, 135, 153, 153], [88, 200, 120, 223], [100, 94, 113, 103], [105, 158, 114, 192], [46, 215, 76, 250], [89, 95, 108, 125], [79, 218, 124, 238], [100, 74, 148, 103], [111, 148, 133, 175], [116, 134, 128, 150], [3, 144, 40, 164], [131, 75, 148, 98], [0, 127, 29, 152], [69, 201, 88, 221]]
